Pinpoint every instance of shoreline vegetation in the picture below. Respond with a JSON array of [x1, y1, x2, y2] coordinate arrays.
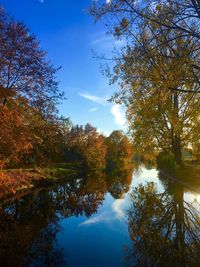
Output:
[[0, 163, 81, 201], [1, 161, 200, 203], [0, 128, 134, 201]]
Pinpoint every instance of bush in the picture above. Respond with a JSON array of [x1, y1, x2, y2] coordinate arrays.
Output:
[[156, 151, 178, 174]]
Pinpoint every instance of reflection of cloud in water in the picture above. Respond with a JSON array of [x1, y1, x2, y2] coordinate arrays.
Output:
[[134, 167, 158, 180], [79, 168, 162, 228], [79, 212, 109, 226], [79, 198, 127, 226], [184, 192, 200, 210], [131, 167, 161, 191], [112, 199, 125, 219]]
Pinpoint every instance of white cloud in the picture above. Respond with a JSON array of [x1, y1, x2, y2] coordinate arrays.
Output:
[[90, 32, 125, 49], [90, 35, 113, 46], [79, 92, 107, 106], [111, 104, 126, 127], [79, 213, 108, 226], [89, 107, 98, 112], [112, 199, 125, 219]]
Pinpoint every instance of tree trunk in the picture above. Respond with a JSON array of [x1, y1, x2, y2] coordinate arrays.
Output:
[[172, 134, 182, 165], [171, 92, 182, 165], [174, 187, 185, 266]]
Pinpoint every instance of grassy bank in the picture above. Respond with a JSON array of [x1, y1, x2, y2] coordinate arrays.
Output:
[[0, 163, 81, 200], [175, 162, 200, 184]]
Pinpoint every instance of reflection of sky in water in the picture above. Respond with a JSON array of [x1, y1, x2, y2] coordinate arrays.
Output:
[[56, 166, 200, 267], [0, 167, 200, 267], [56, 167, 162, 267], [1, 166, 200, 267]]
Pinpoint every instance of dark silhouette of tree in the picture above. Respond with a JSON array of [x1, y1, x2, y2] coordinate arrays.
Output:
[[106, 168, 133, 199], [126, 181, 200, 266], [0, 170, 109, 266]]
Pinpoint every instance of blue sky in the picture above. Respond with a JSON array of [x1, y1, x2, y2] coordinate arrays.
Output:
[[0, 0, 126, 135]]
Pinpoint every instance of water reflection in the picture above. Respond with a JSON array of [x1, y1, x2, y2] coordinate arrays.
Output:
[[106, 169, 133, 199], [126, 175, 200, 267], [0, 167, 133, 267], [0, 187, 68, 267], [1, 166, 200, 267]]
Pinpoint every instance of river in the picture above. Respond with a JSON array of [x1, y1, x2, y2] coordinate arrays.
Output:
[[0, 166, 200, 267]]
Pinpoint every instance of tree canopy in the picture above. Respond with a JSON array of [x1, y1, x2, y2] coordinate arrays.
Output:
[[90, 0, 200, 164]]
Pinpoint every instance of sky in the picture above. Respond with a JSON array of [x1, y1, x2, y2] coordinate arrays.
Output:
[[0, 0, 126, 136]]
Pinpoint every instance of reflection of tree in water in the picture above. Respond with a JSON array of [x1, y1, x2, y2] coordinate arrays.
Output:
[[55, 170, 107, 217], [0, 190, 66, 267], [126, 181, 200, 267], [106, 168, 133, 199], [105, 130, 134, 199], [0, 166, 134, 266], [0, 170, 107, 267]]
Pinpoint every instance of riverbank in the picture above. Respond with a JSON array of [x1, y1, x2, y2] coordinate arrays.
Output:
[[159, 162, 200, 194], [176, 162, 200, 184], [0, 163, 80, 201]]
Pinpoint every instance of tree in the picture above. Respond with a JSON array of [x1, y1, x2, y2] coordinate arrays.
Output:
[[0, 8, 63, 113], [66, 123, 107, 170], [0, 8, 64, 167], [120, 27, 200, 164], [90, 4, 200, 164], [106, 130, 133, 170], [0, 100, 32, 167], [90, 0, 200, 93], [190, 115, 200, 161]]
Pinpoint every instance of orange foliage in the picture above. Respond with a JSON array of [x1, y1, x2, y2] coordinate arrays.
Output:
[[0, 172, 31, 198]]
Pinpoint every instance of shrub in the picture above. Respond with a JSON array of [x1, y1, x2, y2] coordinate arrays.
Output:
[[156, 151, 178, 174]]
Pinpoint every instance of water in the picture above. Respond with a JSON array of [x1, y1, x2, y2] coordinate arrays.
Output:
[[0, 167, 200, 267]]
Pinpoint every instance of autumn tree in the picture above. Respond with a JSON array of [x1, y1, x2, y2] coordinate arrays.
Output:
[[66, 123, 107, 170], [122, 24, 200, 164], [90, 0, 200, 93], [106, 130, 133, 171], [90, 2, 200, 165], [0, 7, 62, 111], [190, 116, 200, 161], [0, 8, 64, 167]]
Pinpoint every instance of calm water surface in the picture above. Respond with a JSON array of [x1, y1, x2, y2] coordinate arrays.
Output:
[[0, 167, 200, 267]]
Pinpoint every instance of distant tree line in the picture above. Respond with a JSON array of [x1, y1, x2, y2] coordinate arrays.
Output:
[[66, 126, 133, 172]]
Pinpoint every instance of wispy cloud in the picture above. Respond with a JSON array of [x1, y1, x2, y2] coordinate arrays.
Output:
[[89, 107, 98, 112], [90, 36, 113, 46], [79, 92, 107, 106], [79, 213, 109, 226], [90, 32, 125, 50], [112, 199, 125, 219], [38, 0, 44, 3], [111, 104, 126, 127]]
